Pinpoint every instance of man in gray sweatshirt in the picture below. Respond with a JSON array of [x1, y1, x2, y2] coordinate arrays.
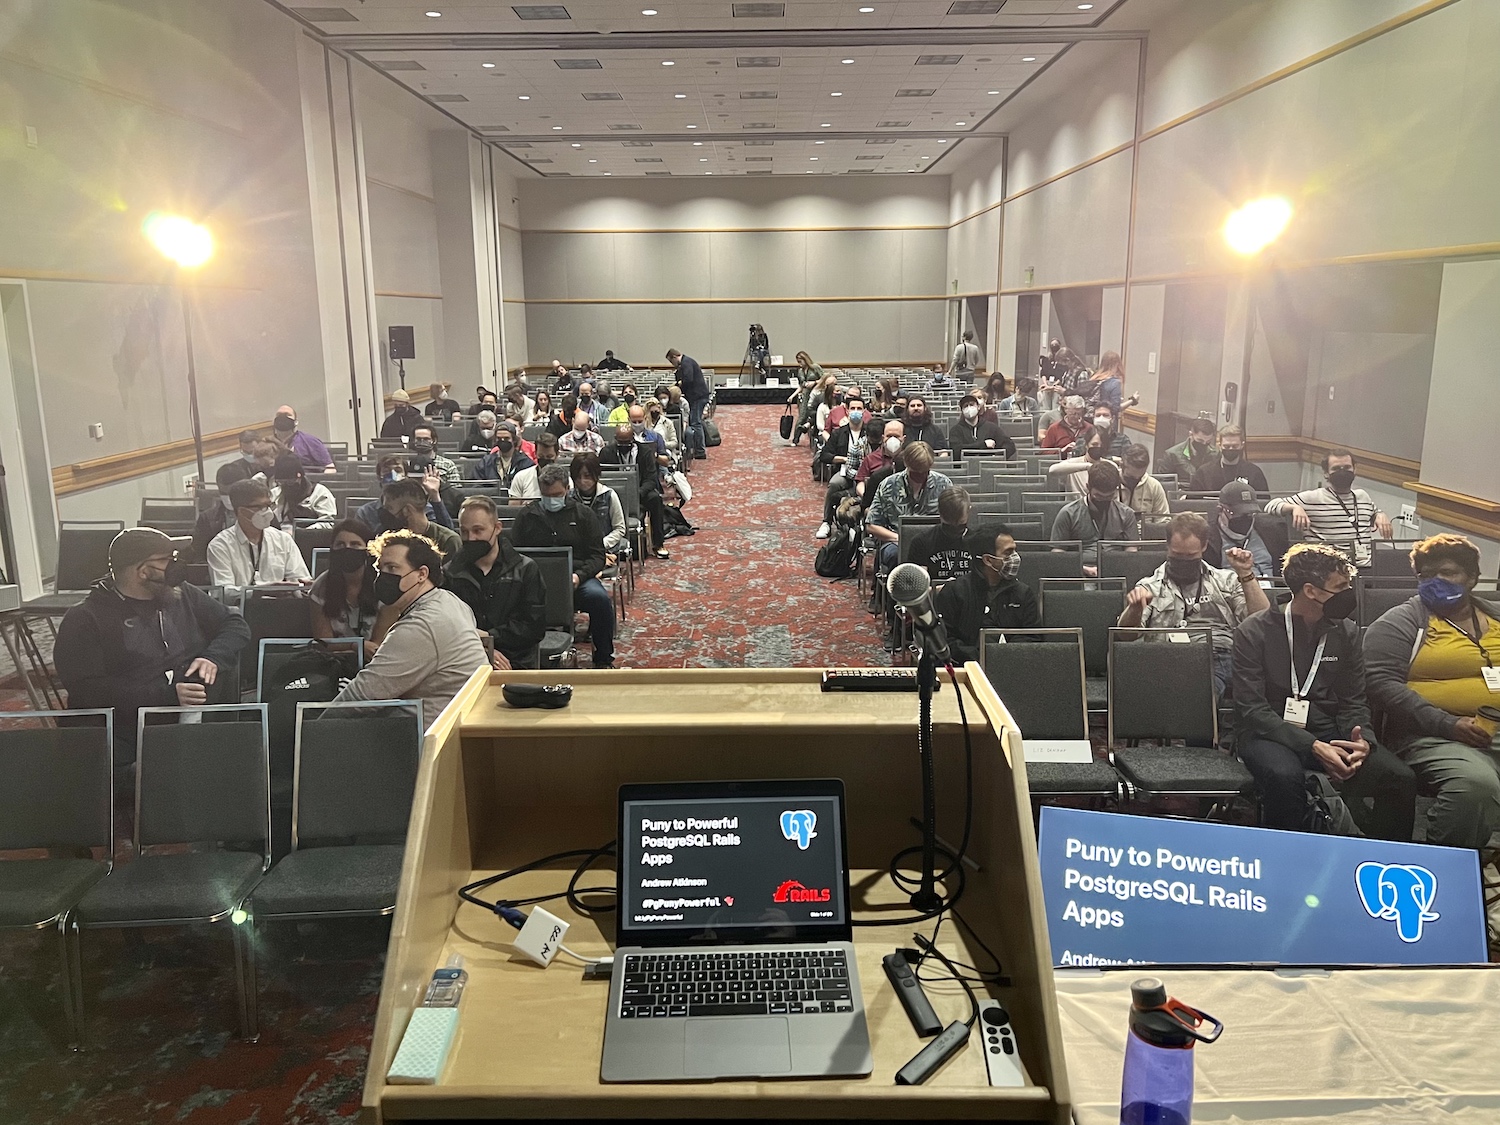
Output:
[[334, 529, 488, 726]]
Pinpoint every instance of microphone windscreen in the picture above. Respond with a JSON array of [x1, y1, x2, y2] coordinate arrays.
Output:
[[887, 562, 931, 607]]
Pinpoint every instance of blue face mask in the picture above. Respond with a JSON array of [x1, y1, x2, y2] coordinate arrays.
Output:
[[540, 494, 567, 513], [1418, 576, 1469, 613], [848, 410, 864, 424]]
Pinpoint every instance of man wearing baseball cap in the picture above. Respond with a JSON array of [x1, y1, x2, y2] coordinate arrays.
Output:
[[1205, 480, 1288, 578], [54, 528, 250, 765]]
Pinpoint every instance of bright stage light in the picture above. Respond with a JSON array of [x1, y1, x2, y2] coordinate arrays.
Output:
[[1223, 196, 1292, 257], [144, 212, 213, 268]]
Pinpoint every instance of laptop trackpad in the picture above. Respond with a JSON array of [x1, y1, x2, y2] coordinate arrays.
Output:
[[684, 1017, 792, 1077]]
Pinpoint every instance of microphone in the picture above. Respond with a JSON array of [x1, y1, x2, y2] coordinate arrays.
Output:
[[886, 563, 950, 661]]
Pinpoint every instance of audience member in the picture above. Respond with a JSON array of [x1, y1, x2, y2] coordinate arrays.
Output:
[[647, 396, 680, 464], [951, 329, 982, 383], [668, 347, 712, 463], [509, 432, 557, 504], [1038, 338, 1065, 383], [55, 528, 250, 764], [462, 409, 501, 453], [1118, 512, 1269, 695], [901, 396, 949, 456], [1042, 395, 1090, 452], [470, 388, 502, 418], [1119, 444, 1170, 531], [271, 452, 337, 528], [560, 405, 605, 455], [478, 424, 536, 486], [550, 359, 573, 392], [424, 382, 462, 421], [1232, 543, 1415, 838], [599, 416, 671, 559], [531, 389, 553, 427], [578, 382, 611, 428], [447, 496, 547, 670], [1204, 480, 1287, 577], [219, 430, 276, 489], [868, 441, 952, 575], [606, 383, 639, 426], [1048, 429, 1110, 498], [569, 453, 628, 566], [332, 529, 488, 719], [950, 393, 1012, 459], [1085, 351, 1125, 414], [908, 486, 974, 582], [1265, 449, 1392, 569], [998, 377, 1040, 415], [207, 479, 312, 589], [1190, 425, 1269, 494], [1078, 402, 1129, 459], [365, 477, 460, 558], [816, 394, 872, 537], [191, 459, 251, 560], [1365, 534, 1500, 850], [925, 365, 954, 394], [597, 349, 629, 371], [547, 393, 578, 440], [1161, 416, 1218, 484], [503, 384, 534, 425], [409, 421, 462, 492], [310, 519, 381, 650], [854, 419, 905, 513], [271, 405, 335, 473], [380, 389, 426, 441], [1051, 461, 1140, 556], [934, 525, 1041, 664], [513, 463, 616, 669]]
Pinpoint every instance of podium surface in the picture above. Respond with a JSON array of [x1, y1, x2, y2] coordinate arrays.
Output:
[[362, 667, 1071, 1122]]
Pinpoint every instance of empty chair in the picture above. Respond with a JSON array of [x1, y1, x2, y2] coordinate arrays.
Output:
[[1358, 576, 1420, 627], [1107, 627, 1253, 809], [980, 629, 1120, 804], [516, 546, 577, 667], [72, 705, 271, 1039], [293, 525, 334, 569], [139, 497, 197, 536], [0, 710, 114, 1046], [1097, 543, 1168, 588], [1367, 541, 1422, 578], [1016, 542, 1085, 587], [1039, 578, 1126, 710], [21, 521, 125, 614]]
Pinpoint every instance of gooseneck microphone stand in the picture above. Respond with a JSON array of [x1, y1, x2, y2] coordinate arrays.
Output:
[[911, 638, 943, 914]]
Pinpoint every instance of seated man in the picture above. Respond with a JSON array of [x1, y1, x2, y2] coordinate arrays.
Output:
[[271, 453, 338, 529], [1117, 512, 1269, 696], [908, 486, 975, 583], [1051, 461, 1140, 557], [949, 393, 1012, 459], [380, 389, 426, 441], [217, 429, 276, 490], [998, 377, 1040, 415], [1075, 403, 1129, 460], [424, 382, 462, 421], [1118, 444, 1171, 533], [559, 404, 604, 455], [448, 496, 548, 670], [598, 418, 672, 560], [934, 524, 1041, 665], [1366, 534, 1500, 850], [356, 471, 456, 536], [855, 419, 904, 515], [207, 479, 312, 589], [1204, 481, 1287, 577], [332, 529, 489, 720], [191, 458, 251, 561], [477, 425, 536, 488], [509, 432, 558, 504], [365, 477, 461, 558], [271, 405, 336, 474], [867, 441, 952, 576], [1191, 424, 1270, 495], [55, 528, 251, 765], [1161, 416, 1217, 484], [410, 420, 463, 492], [815, 393, 872, 539], [1041, 395, 1090, 453], [512, 463, 617, 669], [1232, 543, 1416, 838], [901, 396, 949, 456], [462, 409, 501, 453]]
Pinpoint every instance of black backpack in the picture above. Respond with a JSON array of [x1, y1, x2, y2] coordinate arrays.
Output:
[[264, 642, 361, 790], [814, 529, 861, 580]]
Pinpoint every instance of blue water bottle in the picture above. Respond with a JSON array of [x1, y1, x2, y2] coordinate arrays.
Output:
[[1119, 977, 1223, 1125]]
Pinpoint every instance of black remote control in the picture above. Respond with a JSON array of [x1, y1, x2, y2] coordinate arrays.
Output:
[[883, 952, 942, 1037]]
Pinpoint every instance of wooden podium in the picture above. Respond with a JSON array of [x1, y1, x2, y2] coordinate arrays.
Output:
[[361, 667, 1072, 1122]]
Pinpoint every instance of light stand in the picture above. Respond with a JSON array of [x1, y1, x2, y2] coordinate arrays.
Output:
[[177, 280, 207, 486]]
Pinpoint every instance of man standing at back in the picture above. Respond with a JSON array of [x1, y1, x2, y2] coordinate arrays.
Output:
[[667, 347, 711, 464], [951, 330, 982, 384]]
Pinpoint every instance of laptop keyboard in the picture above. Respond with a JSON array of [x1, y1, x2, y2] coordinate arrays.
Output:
[[618, 949, 853, 1019]]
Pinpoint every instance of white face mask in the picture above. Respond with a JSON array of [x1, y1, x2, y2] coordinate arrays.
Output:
[[250, 508, 276, 531], [884, 437, 901, 456], [1094, 417, 1112, 430], [962, 406, 978, 422]]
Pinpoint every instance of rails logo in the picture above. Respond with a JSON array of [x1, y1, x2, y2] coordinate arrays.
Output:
[[773, 879, 831, 904], [1356, 861, 1440, 943], [780, 809, 817, 850]]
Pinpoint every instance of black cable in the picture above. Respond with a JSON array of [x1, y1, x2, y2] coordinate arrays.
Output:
[[913, 931, 980, 1028], [459, 842, 618, 919], [913, 914, 1009, 988]]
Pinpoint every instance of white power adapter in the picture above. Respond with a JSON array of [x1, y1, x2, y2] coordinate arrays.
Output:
[[513, 906, 570, 967]]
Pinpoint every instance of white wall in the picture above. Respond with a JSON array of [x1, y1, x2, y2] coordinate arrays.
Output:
[[516, 176, 951, 368]]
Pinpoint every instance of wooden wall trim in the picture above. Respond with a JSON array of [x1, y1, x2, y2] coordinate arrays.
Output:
[[1245, 435, 1420, 489], [1121, 407, 1156, 435], [518, 223, 948, 236], [1404, 481, 1500, 539], [505, 294, 963, 306], [367, 177, 437, 206], [375, 289, 443, 300], [52, 421, 272, 498], [999, 276, 1126, 297], [516, 362, 942, 377]]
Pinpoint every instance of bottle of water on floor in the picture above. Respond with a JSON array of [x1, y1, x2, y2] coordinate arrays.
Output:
[[1119, 977, 1223, 1125]]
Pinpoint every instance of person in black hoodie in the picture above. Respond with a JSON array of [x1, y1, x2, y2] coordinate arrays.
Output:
[[54, 528, 251, 765], [447, 496, 547, 669], [901, 395, 950, 456], [907, 486, 974, 582], [933, 524, 1040, 664], [949, 393, 1014, 460]]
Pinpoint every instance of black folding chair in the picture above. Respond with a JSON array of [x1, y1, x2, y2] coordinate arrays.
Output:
[[516, 547, 577, 668], [1039, 578, 1126, 711]]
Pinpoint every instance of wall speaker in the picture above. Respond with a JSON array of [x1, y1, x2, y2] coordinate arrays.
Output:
[[388, 325, 416, 361]]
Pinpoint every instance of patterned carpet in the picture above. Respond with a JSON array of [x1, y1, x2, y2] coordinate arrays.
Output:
[[0, 404, 885, 1124]]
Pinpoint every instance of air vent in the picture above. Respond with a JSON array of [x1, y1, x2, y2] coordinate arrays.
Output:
[[895, 89, 936, 97], [513, 5, 570, 18], [479, 126, 511, 132], [582, 91, 623, 100], [375, 60, 424, 71], [633, 157, 664, 163], [742, 122, 775, 129], [732, 3, 785, 15], [290, 7, 357, 21], [877, 120, 911, 127], [736, 57, 780, 68], [429, 94, 469, 103], [645, 172, 673, 176], [743, 138, 774, 146], [744, 156, 773, 162], [855, 154, 884, 161], [527, 158, 554, 163], [846, 168, 876, 173], [740, 91, 777, 99], [607, 124, 643, 130], [865, 138, 896, 144], [915, 55, 963, 65], [621, 140, 654, 147], [555, 58, 603, 69], [947, 0, 1003, 13], [746, 170, 773, 176], [506, 143, 534, 149]]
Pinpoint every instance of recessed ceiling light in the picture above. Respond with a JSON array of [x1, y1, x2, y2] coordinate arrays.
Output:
[[859, 5, 874, 11], [920, 155, 930, 159], [674, 93, 687, 98], [705, 171, 713, 175], [686, 123, 697, 128], [841, 58, 854, 64], [814, 139, 825, 144], [830, 91, 843, 97], [571, 142, 582, 147], [1022, 56, 1037, 62], [661, 60, 675, 66], [907, 169, 916, 173], [424, 10, 440, 16], [603, 171, 612, 175], [483, 62, 496, 68], [805, 169, 813, 173], [1077, 2, 1093, 7], [955, 121, 966, 126], [987, 89, 999, 94], [553, 125, 563, 130], [938, 139, 947, 143], [641, 7, 657, 12], [809, 156, 818, 160], [518, 95, 530, 100], [692, 140, 703, 145], [820, 122, 831, 127], [700, 157, 708, 161], [588, 158, 597, 162]]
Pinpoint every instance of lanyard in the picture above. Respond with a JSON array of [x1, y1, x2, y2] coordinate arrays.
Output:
[[1285, 603, 1328, 701], [1332, 489, 1364, 531], [1443, 611, 1494, 668], [245, 534, 264, 579]]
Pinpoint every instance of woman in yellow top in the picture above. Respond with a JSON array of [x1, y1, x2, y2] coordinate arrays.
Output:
[[1366, 534, 1500, 849]]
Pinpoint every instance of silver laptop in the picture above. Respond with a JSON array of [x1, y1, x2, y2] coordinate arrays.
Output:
[[601, 779, 873, 1082]]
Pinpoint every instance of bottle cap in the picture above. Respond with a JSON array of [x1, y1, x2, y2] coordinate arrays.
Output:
[[1130, 977, 1168, 1009]]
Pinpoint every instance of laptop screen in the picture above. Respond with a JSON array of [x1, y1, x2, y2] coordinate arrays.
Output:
[[617, 779, 850, 946]]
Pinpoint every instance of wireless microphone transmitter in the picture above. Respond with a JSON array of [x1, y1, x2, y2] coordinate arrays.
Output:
[[883, 952, 942, 1037], [894, 1019, 971, 1086]]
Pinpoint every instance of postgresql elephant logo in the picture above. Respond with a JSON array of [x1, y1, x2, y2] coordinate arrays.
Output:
[[1355, 862, 1440, 943], [780, 810, 817, 850]]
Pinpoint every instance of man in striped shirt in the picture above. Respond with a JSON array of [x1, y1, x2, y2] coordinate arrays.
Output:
[[1265, 450, 1393, 569]]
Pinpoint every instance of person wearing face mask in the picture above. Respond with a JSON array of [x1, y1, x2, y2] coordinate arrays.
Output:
[[379, 389, 426, 442], [1118, 512, 1268, 696], [444, 496, 547, 671], [908, 487, 975, 582], [477, 422, 536, 487], [1265, 450, 1392, 570], [1048, 431, 1112, 499], [1233, 543, 1416, 837], [271, 453, 337, 530], [206, 479, 311, 590], [1189, 424, 1268, 494], [270, 406, 335, 474], [667, 348, 712, 463], [408, 421, 462, 492], [1050, 461, 1141, 557], [1116, 444, 1170, 532], [949, 393, 1012, 459], [546, 393, 580, 440], [577, 382, 610, 429], [1074, 403, 1129, 460], [607, 383, 639, 426], [424, 382, 462, 422], [191, 456, 257, 561], [646, 396, 681, 466], [463, 409, 503, 454], [852, 419, 906, 518], [998, 377, 1040, 416], [1204, 481, 1287, 578], [55, 528, 251, 765], [597, 348, 630, 372], [551, 359, 575, 394], [600, 414, 672, 559], [509, 432, 558, 505], [1042, 395, 1091, 453], [332, 529, 489, 719], [1161, 417, 1218, 484], [559, 402, 605, 455], [367, 478, 461, 559], [310, 520, 382, 650], [901, 396, 949, 457], [1365, 535, 1500, 851], [217, 430, 276, 490], [513, 463, 616, 669], [933, 525, 1041, 665], [816, 396, 874, 539]]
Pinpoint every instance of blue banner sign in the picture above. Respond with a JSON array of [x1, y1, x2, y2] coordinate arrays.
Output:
[[1037, 807, 1486, 967]]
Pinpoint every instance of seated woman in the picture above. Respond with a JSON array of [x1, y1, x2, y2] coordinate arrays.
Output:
[[310, 519, 383, 657], [1366, 533, 1500, 850]]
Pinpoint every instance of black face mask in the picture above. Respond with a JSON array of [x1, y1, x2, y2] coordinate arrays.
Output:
[[1226, 513, 1255, 536], [412, 440, 435, 455], [273, 417, 295, 434], [1328, 468, 1356, 491], [457, 538, 494, 568], [1317, 586, 1357, 621], [496, 441, 514, 455], [330, 546, 369, 574], [379, 509, 407, 532], [374, 571, 410, 606], [1166, 557, 1203, 585], [623, 394, 636, 404], [1221, 449, 1243, 465], [616, 443, 633, 455]]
